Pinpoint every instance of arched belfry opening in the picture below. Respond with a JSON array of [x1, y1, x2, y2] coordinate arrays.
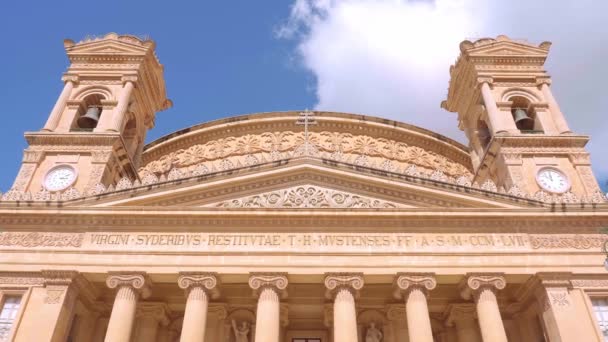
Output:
[[72, 94, 104, 131]]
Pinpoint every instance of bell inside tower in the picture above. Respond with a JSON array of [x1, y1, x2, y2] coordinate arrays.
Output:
[[74, 94, 104, 131], [509, 96, 538, 133]]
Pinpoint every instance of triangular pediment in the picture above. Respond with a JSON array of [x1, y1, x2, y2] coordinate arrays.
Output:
[[461, 36, 550, 58], [65, 34, 151, 57], [82, 158, 534, 210]]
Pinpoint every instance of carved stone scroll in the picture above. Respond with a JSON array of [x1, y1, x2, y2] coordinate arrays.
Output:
[[461, 273, 506, 300], [178, 272, 220, 299], [106, 272, 151, 299], [248, 273, 288, 299], [394, 273, 437, 300], [324, 273, 364, 299]]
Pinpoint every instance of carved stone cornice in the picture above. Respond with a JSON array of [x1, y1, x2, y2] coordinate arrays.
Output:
[[248, 273, 288, 299], [393, 272, 437, 300], [445, 303, 477, 326], [324, 272, 364, 299], [106, 272, 151, 299], [571, 275, 608, 289], [535, 272, 573, 289], [136, 302, 170, 326], [460, 273, 506, 300], [177, 272, 220, 299]]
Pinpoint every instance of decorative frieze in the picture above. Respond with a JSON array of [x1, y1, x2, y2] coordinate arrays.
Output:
[[0, 232, 84, 247]]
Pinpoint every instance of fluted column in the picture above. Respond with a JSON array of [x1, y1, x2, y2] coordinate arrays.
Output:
[[324, 273, 364, 342], [249, 273, 288, 342], [104, 273, 151, 342], [461, 274, 507, 342], [446, 304, 481, 342], [178, 273, 220, 342], [540, 82, 572, 134], [108, 77, 136, 132], [42, 75, 78, 131], [394, 273, 436, 342]]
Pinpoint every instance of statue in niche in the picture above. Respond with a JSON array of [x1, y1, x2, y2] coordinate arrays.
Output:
[[231, 319, 250, 342], [366, 322, 383, 342]]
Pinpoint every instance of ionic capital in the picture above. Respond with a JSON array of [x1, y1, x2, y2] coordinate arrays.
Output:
[[393, 272, 437, 300], [121, 75, 138, 85], [460, 273, 506, 300], [324, 272, 364, 299], [106, 272, 151, 299], [536, 76, 552, 87], [445, 303, 477, 327], [249, 273, 288, 299], [477, 77, 494, 86], [136, 302, 171, 326], [61, 74, 79, 84], [178, 272, 220, 299]]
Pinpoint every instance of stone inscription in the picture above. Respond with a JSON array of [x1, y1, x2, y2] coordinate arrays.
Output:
[[87, 233, 527, 252], [0, 232, 605, 253]]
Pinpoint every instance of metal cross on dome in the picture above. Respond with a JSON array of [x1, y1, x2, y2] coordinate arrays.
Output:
[[295, 109, 317, 155]]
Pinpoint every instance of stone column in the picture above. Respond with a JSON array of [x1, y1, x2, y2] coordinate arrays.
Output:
[[324, 273, 364, 342], [479, 80, 505, 134], [249, 273, 288, 342], [42, 75, 78, 131], [394, 273, 437, 342], [445, 304, 482, 342], [108, 77, 136, 132], [461, 274, 508, 342], [178, 273, 220, 342], [104, 273, 151, 342], [540, 82, 572, 134], [134, 303, 170, 342]]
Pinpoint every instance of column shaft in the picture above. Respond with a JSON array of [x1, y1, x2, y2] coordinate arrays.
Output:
[[480, 82, 504, 134], [333, 288, 358, 342], [105, 286, 138, 342], [180, 287, 209, 342], [541, 83, 571, 134], [475, 288, 508, 342], [43, 80, 74, 131], [254, 287, 281, 342], [108, 81, 134, 132], [405, 288, 434, 342]]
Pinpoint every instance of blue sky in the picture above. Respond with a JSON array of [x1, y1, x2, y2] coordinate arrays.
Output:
[[0, 0, 606, 192]]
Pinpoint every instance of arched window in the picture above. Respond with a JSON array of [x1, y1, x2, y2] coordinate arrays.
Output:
[[72, 94, 104, 131]]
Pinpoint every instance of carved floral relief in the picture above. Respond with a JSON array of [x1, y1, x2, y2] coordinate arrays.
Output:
[[139, 131, 472, 179]]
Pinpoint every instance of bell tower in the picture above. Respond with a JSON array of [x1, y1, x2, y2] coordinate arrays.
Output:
[[11, 33, 171, 197], [442, 35, 600, 198]]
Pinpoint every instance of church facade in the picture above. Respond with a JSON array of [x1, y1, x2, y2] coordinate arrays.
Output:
[[0, 33, 607, 342]]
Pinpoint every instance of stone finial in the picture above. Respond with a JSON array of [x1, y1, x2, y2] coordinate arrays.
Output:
[[248, 273, 288, 299], [177, 272, 220, 299], [324, 272, 364, 299], [106, 272, 151, 299], [393, 273, 437, 300], [460, 273, 506, 300]]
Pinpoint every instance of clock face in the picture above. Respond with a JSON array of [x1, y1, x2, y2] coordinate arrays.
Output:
[[44, 165, 77, 192], [536, 167, 570, 194]]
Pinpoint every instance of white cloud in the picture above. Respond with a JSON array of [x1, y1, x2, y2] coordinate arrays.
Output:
[[279, 0, 608, 186]]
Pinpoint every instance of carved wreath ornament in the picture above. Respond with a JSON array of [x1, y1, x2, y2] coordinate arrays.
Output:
[[139, 131, 472, 179]]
